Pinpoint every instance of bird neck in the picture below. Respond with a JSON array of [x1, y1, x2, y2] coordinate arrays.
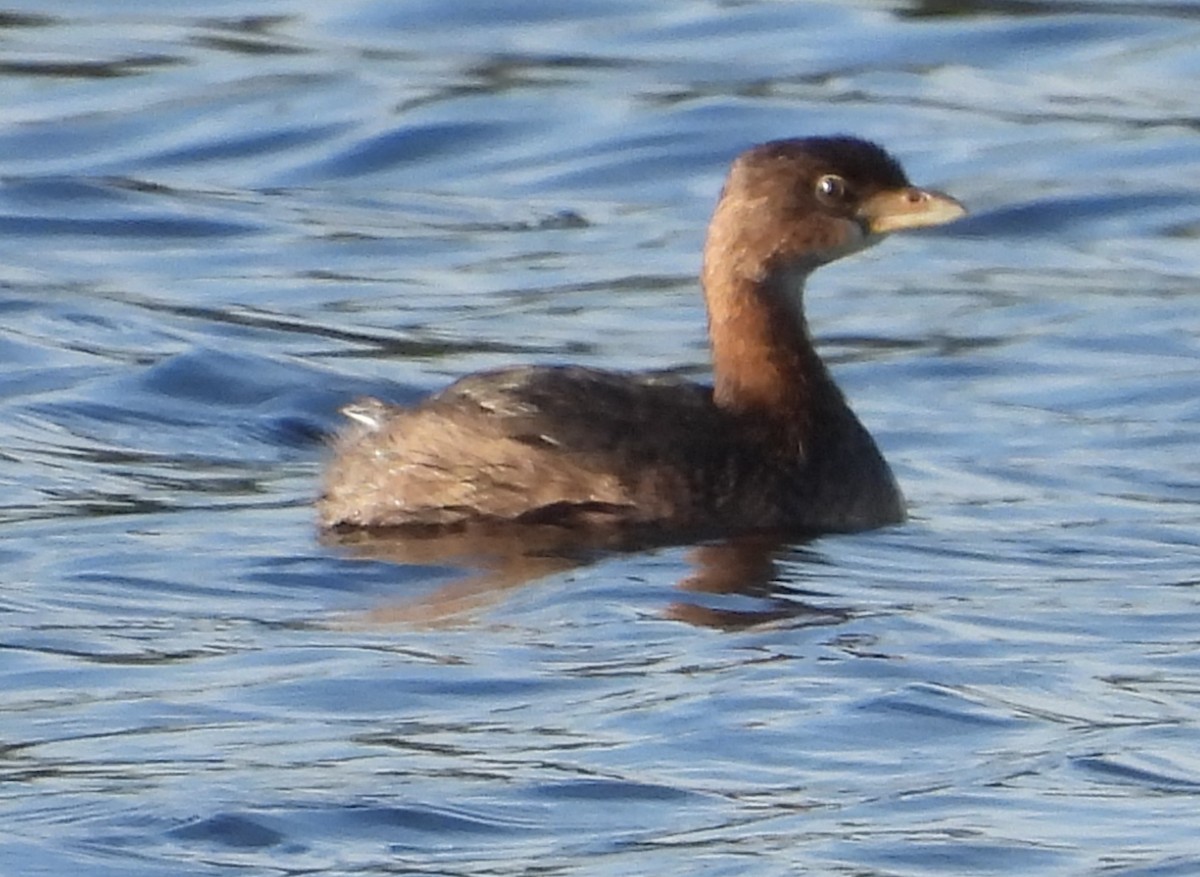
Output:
[[704, 265, 846, 442]]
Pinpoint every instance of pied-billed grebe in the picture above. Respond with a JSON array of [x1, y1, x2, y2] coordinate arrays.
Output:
[[319, 136, 965, 535]]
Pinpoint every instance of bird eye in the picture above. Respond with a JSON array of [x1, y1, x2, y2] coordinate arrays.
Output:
[[815, 174, 848, 203]]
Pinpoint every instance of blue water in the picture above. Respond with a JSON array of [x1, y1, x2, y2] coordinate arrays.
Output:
[[4, 1, 1200, 875]]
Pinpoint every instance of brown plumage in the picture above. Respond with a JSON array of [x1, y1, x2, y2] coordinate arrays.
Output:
[[318, 136, 965, 536]]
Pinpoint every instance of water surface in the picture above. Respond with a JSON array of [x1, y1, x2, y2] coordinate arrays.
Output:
[[3, 1, 1200, 875]]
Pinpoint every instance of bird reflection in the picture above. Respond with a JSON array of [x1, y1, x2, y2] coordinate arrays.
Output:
[[322, 525, 851, 631]]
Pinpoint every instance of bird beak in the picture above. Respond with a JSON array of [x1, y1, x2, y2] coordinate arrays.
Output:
[[858, 187, 967, 235]]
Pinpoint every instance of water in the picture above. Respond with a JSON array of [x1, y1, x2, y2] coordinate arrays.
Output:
[[3, 1, 1200, 874]]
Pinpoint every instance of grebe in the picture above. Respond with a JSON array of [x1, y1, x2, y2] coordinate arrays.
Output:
[[318, 136, 965, 535]]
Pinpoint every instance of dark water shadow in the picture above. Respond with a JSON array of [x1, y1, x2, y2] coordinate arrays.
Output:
[[322, 524, 851, 631]]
